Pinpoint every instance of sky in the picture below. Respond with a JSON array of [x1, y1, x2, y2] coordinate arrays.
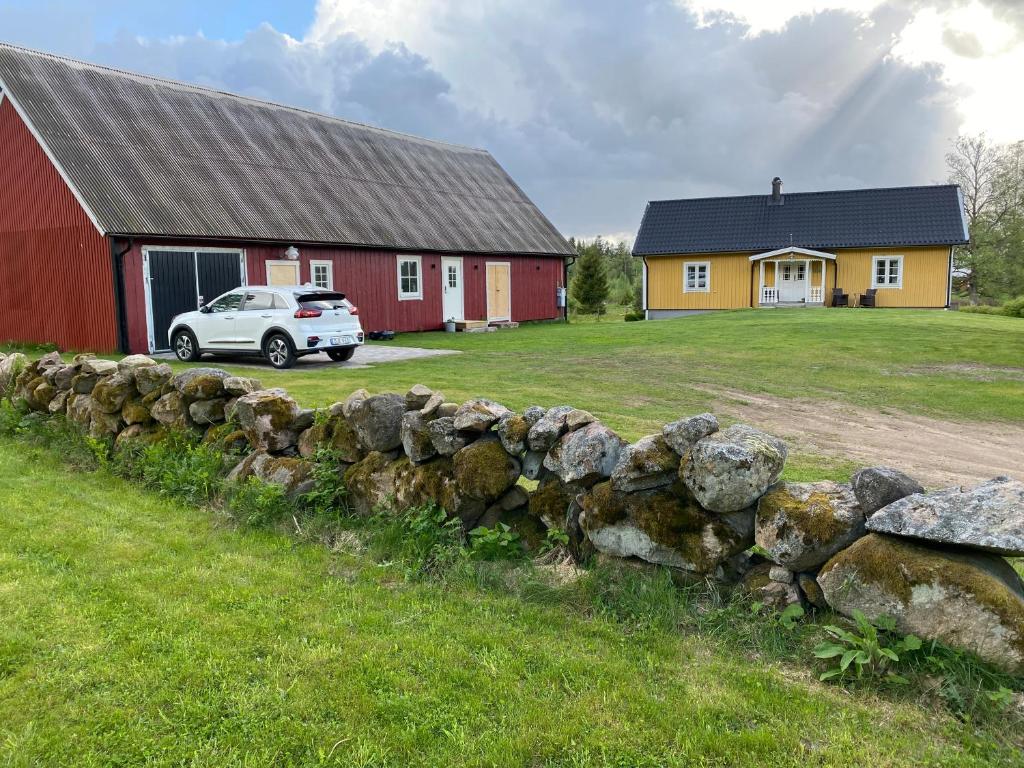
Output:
[[1, 0, 1022, 242]]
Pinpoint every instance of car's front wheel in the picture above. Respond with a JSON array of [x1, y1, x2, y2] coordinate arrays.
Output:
[[264, 333, 296, 369], [327, 347, 357, 362], [172, 329, 201, 362]]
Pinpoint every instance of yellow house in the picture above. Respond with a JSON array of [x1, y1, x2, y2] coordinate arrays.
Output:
[[634, 179, 969, 316]]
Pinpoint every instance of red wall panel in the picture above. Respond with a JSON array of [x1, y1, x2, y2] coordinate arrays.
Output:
[[0, 98, 116, 352], [121, 239, 564, 351]]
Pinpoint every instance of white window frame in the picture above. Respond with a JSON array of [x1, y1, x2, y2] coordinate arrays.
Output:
[[683, 261, 710, 293], [310, 260, 334, 290], [397, 255, 423, 301], [871, 255, 904, 289]]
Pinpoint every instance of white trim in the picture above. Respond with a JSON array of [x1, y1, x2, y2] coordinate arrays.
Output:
[[749, 246, 836, 262], [871, 254, 904, 289], [486, 260, 512, 322], [683, 261, 710, 293], [0, 74, 106, 236], [956, 186, 970, 242], [641, 259, 648, 312], [397, 255, 423, 300], [310, 259, 334, 290], [265, 259, 301, 286], [142, 245, 246, 353]]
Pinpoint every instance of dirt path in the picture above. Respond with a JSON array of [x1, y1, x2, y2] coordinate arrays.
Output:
[[702, 388, 1024, 488]]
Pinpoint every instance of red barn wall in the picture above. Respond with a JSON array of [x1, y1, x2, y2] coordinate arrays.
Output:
[[121, 239, 564, 351], [0, 97, 117, 352]]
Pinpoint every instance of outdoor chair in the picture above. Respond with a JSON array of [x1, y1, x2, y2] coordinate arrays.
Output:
[[859, 289, 877, 308], [832, 288, 849, 307]]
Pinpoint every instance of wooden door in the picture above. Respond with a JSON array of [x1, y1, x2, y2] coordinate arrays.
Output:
[[486, 262, 511, 321]]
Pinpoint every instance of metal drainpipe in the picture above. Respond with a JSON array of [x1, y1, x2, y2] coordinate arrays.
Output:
[[563, 254, 576, 322], [109, 236, 134, 354]]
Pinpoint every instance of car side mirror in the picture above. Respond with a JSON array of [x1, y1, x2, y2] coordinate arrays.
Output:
[[199, 305, 211, 314]]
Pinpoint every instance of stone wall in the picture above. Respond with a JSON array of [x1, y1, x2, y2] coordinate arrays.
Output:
[[2, 349, 1023, 674]]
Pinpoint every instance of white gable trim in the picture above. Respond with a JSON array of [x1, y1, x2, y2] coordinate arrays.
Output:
[[0, 75, 106, 236], [749, 247, 836, 262]]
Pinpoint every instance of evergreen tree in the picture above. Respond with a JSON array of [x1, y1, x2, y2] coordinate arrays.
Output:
[[571, 244, 609, 315]]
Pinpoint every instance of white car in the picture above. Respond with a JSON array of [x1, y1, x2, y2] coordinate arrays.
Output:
[[168, 286, 364, 369]]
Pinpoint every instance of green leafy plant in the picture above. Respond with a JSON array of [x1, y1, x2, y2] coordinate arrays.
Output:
[[814, 610, 922, 683], [468, 523, 522, 561], [778, 602, 805, 630], [538, 527, 570, 555], [371, 503, 466, 580], [226, 476, 293, 528], [298, 448, 349, 521], [123, 431, 227, 505]]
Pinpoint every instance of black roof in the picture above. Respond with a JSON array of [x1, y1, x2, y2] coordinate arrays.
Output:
[[633, 184, 969, 256], [0, 42, 574, 256]]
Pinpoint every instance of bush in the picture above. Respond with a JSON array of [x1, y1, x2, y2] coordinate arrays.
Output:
[[959, 296, 1024, 317], [623, 311, 645, 322], [1003, 295, 1024, 318], [115, 431, 227, 506]]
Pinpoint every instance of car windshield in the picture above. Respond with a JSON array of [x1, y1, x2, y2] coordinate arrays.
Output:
[[296, 291, 347, 310]]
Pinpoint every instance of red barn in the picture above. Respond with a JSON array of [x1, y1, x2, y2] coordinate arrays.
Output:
[[0, 43, 573, 354]]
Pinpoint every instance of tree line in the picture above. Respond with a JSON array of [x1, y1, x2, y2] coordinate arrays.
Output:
[[566, 236, 640, 316], [946, 135, 1024, 303]]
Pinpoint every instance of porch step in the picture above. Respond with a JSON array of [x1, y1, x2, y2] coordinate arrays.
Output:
[[489, 321, 519, 329], [454, 319, 489, 331]]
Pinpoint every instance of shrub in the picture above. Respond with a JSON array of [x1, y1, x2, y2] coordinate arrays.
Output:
[[1003, 295, 1024, 318], [623, 311, 645, 322]]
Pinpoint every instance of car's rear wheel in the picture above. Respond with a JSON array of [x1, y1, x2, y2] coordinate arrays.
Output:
[[173, 329, 201, 362], [327, 347, 357, 362], [264, 333, 296, 369]]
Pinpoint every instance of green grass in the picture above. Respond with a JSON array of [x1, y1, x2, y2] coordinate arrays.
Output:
[[0, 438, 1019, 767]]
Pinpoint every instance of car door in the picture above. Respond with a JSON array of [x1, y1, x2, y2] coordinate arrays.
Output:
[[235, 290, 283, 350], [196, 291, 244, 348]]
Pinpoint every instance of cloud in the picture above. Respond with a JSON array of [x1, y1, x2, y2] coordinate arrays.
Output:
[[0, 0, 996, 239]]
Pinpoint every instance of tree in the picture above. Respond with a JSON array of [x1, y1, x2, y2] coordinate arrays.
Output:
[[946, 135, 1024, 302], [571, 242, 609, 315]]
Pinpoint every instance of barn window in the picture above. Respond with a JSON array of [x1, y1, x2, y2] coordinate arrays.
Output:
[[872, 255, 903, 288], [683, 261, 710, 293], [311, 261, 333, 290], [397, 256, 422, 300]]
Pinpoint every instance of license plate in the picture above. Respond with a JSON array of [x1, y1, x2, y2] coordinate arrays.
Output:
[[329, 337, 341, 346]]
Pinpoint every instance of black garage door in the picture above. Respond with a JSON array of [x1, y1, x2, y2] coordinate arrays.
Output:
[[147, 250, 244, 351]]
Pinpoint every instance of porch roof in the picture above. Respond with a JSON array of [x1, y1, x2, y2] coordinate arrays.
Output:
[[748, 247, 836, 262]]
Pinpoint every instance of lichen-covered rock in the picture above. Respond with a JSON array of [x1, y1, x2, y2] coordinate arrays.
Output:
[[121, 398, 151, 425], [544, 422, 624, 486], [742, 562, 803, 611], [91, 370, 136, 413], [134, 363, 172, 396], [579, 481, 754, 574], [523, 405, 546, 425], [437, 402, 459, 418], [405, 384, 434, 411], [224, 376, 262, 397], [47, 390, 69, 415], [866, 476, 1024, 556], [851, 466, 925, 514], [150, 392, 191, 430], [66, 393, 94, 427], [611, 434, 679, 492], [420, 391, 445, 418], [428, 417, 472, 457], [681, 424, 787, 513], [495, 412, 530, 455], [292, 408, 316, 432], [80, 358, 118, 376], [769, 565, 794, 584], [71, 373, 98, 394], [453, 398, 510, 432], [527, 405, 573, 451], [346, 393, 405, 452], [202, 422, 249, 455], [341, 388, 369, 419], [662, 413, 719, 456], [117, 354, 157, 373], [189, 398, 227, 425], [53, 365, 77, 391], [114, 423, 165, 451], [28, 379, 56, 411], [227, 452, 314, 496], [172, 368, 229, 401], [528, 477, 576, 529], [401, 411, 437, 463], [0, 352, 28, 398], [755, 481, 865, 571], [88, 399, 122, 438], [453, 437, 521, 501], [565, 409, 596, 431], [233, 389, 302, 452], [818, 533, 1024, 673], [521, 450, 548, 481], [798, 573, 829, 610]]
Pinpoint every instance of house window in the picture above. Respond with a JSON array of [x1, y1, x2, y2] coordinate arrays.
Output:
[[872, 256, 903, 288], [398, 256, 422, 300], [311, 261, 333, 290], [684, 261, 710, 293]]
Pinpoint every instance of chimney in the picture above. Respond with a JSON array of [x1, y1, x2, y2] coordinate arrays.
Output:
[[771, 177, 783, 203]]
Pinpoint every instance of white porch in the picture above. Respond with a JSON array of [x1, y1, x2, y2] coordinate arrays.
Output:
[[750, 247, 834, 307]]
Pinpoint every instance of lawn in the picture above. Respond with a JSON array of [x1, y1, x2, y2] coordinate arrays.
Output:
[[0, 438, 1018, 767], [154, 309, 1024, 435]]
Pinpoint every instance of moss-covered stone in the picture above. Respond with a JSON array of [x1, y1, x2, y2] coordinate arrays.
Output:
[[121, 397, 151, 425], [496, 412, 530, 455], [172, 368, 229, 401], [232, 389, 301, 452], [71, 373, 98, 394], [818, 533, 1024, 672], [91, 370, 136, 414], [528, 478, 575, 529], [453, 437, 520, 501]]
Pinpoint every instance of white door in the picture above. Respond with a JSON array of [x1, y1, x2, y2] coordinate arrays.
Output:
[[778, 261, 806, 302], [442, 257, 464, 321]]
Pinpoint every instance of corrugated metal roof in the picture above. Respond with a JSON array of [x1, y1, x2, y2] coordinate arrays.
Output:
[[0, 42, 574, 256], [633, 184, 969, 256]]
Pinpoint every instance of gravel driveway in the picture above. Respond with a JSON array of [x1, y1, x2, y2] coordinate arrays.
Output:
[[156, 344, 459, 370]]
